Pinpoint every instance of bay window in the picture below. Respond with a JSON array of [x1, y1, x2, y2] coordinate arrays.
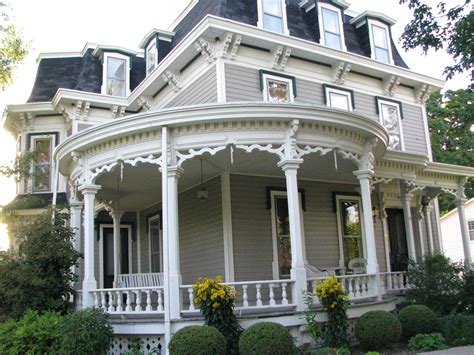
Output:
[[29, 133, 57, 192]]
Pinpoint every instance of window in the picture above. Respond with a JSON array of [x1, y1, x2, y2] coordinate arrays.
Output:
[[149, 215, 162, 273], [335, 195, 366, 268], [258, 0, 289, 35], [30, 134, 55, 192], [469, 220, 474, 241], [102, 53, 130, 97], [260, 71, 296, 103], [146, 39, 158, 75], [376, 97, 404, 151], [318, 3, 345, 50], [369, 20, 392, 64], [324, 85, 354, 111]]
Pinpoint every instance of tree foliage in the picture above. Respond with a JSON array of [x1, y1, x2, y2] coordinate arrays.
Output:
[[399, 0, 473, 80], [0, 2, 28, 89], [0, 207, 81, 320], [426, 89, 473, 212]]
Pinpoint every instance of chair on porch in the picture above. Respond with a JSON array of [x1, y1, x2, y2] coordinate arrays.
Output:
[[117, 273, 164, 288], [305, 264, 332, 278], [347, 258, 367, 274]]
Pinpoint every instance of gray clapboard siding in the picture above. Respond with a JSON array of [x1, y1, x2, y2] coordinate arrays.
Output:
[[225, 64, 261, 102], [402, 104, 427, 155], [294, 79, 324, 105], [164, 67, 217, 108], [354, 92, 377, 120], [373, 195, 388, 273]]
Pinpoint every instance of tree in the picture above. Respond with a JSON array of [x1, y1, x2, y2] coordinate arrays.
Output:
[[399, 0, 473, 80], [0, 207, 81, 320], [0, 2, 28, 89], [426, 89, 474, 213]]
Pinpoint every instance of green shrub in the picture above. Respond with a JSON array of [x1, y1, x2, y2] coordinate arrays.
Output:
[[168, 326, 226, 355], [460, 269, 474, 314], [354, 311, 401, 351], [239, 322, 296, 355], [405, 253, 463, 315], [398, 305, 439, 339], [439, 314, 474, 346], [58, 308, 114, 354], [0, 310, 64, 354], [314, 346, 350, 355], [408, 333, 447, 351]]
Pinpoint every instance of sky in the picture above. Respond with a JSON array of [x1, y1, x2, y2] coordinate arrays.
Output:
[[0, 0, 470, 250]]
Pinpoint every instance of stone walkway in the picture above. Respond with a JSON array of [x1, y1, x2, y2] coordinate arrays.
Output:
[[421, 346, 474, 355]]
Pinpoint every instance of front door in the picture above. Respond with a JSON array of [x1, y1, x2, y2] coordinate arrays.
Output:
[[386, 209, 409, 271], [101, 225, 131, 288]]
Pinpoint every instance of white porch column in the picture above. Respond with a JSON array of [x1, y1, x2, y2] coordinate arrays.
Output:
[[78, 184, 101, 308], [167, 165, 183, 320], [70, 201, 83, 276], [399, 182, 417, 261], [111, 211, 124, 288], [278, 159, 306, 311], [416, 199, 426, 259], [423, 200, 435, 254], [354, 170, 378, 274], [456, 198, 473, 268]]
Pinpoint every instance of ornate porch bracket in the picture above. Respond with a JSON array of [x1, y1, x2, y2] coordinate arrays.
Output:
[[332, 61, 351, 85], [373, 177, 393, 185], [176, 146, 227, 168]]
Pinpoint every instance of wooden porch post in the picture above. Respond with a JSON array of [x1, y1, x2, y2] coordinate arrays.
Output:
[[78, 184, 101, 308], [70, 201, 83, 274], [423, 201, 435, 254], [278, 159, 306, 311], [399, 181, 417, 261], [111, 211, 124, 288]]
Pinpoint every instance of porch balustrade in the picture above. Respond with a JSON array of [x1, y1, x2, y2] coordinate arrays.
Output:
[[180, 279, 295, 313], [91, 286, 165, 314], [380, 272, 409, 293]]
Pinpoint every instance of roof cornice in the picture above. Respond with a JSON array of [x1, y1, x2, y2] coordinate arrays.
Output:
[[92, 45, 142, 58], [139, 28, 176, 48], [425, 162, 474, 177], [350, 11, 397, 26]]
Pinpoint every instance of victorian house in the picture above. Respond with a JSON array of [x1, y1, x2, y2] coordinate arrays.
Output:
[[3, 0, 473, 352]]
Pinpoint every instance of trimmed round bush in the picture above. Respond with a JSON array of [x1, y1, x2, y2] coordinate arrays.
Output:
[[355, 311, 401, 351], [168, 326, 226, 355], [398, 305, 438, 339], [239, 322, 295, 355]]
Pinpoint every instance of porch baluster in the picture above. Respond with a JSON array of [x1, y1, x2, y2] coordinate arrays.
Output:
[[242, 285, 249, 308], [100, 291, 107, 310], [135, 290, 142, 311], [269, 284, 276, 306], [347, 278, 356, 299], [107, 291, 115, 312], [281, 283, 288, 305], [116, 291, 123, 312], [256, 284, 262, 307], [157, 289, 164, 311], [188, 288, 195, 311], [126, 290, 132, 312], [93, 292, 99, 308], [146, 290, 153, 311]]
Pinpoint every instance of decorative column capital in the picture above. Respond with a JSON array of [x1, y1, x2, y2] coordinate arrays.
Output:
[[455, 198, 468, 208], [353, 169, 374, 180], [78, 184, 101, 196], [400, 193, 414, 203], [277, 159, 303, 172], [109, 210, 124, 221], [168, 165, 184, 179], [69, 201, 84, 209]]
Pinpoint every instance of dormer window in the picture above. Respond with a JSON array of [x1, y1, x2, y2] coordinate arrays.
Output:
[[318, 3, 346, 50], [102, 52, 130, 97], [258, 0, 289, 35], [146, 39, 158, 75], [368, 20, 393, 64]]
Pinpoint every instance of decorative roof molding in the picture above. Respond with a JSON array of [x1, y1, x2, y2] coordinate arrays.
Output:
[[161, 70, 181, 93], [92, 45, 141, 59], [137, 96, 153, 112], [36, 42, 98, 63], [299, 0, 350, 12], [271, 45, 292, 70], [383, 75, 401, 97], [139, 28, 176, 48], [195, 37, 217, 63], [350, 11, 397, 26], [415, 84, 432, 104], [332, 61, 352, 85]]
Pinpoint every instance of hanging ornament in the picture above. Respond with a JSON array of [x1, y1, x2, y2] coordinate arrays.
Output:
[[197, 159, 208, 201]]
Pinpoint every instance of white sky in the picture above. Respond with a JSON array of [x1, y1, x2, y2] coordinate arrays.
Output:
[[0, 0, 470, 250]]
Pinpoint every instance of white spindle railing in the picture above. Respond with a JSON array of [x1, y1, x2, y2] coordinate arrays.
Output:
[[380, 272, 409, 293], [91, 286, 165, 314], [181, 280, 295, 312], [73, 291, 83, 310], [308, 274, 378, 304]]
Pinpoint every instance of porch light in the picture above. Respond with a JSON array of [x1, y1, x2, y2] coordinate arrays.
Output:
[[197, 159, 208, 202]]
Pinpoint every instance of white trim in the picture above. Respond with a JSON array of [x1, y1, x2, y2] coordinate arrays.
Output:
[[99, 224, 133, 289], [92, 45, 140, 58], [434, 198, 444, 251], [146, 38, 158, 76], [317, 2, 347, 51], [137, 211, 141, 273], [325, 86, 353, 111], [139, 28, 175, 49], [216, 59, 226, 103], [350, 11, 397, 27], [377, 98, 405, 152], [262, 72, 295, 103], [421, 105, 433, 161], [335, 195, 367, 269], [257, 0, 290, 36], [30, 133, 57, 193], [368, 19, 393, 65], [221, 172, 235, 282], [148, 214, 163, 273], [168, 0, 200, 31], [101, 52, 131, 97]]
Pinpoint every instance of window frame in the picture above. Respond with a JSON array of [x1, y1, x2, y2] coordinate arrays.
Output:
[[146, 38, 158, 76], [148, 214, 163, 273], [101, 52, 131, 97], [468, 220, 474, 242], [29, 133, 57, 193], [323, 84, 354, 111], [257, 0, 289, 35], [376, 97, 405, 151], [260, 71, 296, 103], [335, 194, 367, 270], [368, 19, 393, 64], [317, 2, 346, 51]]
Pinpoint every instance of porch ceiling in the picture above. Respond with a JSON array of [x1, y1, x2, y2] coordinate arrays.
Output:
[[95, 147, 358, 211]]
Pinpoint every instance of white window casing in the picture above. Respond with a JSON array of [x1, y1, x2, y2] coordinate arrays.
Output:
[[101, 52, 131, 97], [148, 214, 163, 273], [317, 2, 346, 51], [262, 72, 295, 103], [146, 38, 158, 76], [30, 134, 56, 193], [325, 86, 353, 111], [257, 0, 290, 35], [377, 98, 405, 151], [368, 19, 393, 64], [468, 220, 474, 241]]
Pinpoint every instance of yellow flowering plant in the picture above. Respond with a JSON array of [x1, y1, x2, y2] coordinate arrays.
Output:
[[192, 276, 242, 354], [314, 276, 350, 347]]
